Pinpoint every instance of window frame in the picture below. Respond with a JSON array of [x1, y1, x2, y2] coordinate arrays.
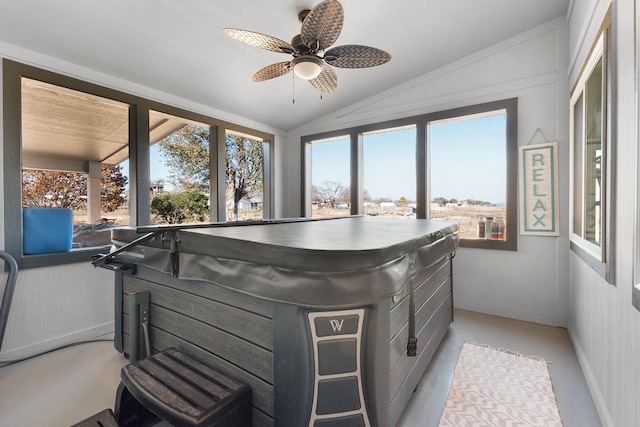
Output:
[[569, 12, 615, 284], [301, 98, 518, 251], [3, 59, 274, 269], [633, 0, 640, 309]]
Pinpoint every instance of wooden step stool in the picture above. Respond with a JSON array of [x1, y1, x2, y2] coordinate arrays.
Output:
[[115, 348, 252, 427]]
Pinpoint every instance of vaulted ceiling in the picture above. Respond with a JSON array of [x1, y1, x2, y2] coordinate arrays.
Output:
[[0, 1, 569, 132]]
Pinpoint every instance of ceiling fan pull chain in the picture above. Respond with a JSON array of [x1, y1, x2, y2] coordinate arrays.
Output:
[[292, 72, 296, 104]]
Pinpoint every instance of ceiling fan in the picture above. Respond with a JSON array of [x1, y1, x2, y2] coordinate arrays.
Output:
[[223, 0, 391, 94]]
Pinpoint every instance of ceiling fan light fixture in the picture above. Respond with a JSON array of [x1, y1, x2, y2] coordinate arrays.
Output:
[[291, 56, 323, 80], [224, 0, 389, 94]]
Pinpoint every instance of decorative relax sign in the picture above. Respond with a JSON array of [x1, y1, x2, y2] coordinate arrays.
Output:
[[519, 142, 559, 236]]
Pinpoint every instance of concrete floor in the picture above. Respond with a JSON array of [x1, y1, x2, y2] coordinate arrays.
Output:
[[0, 309, 601, 426]]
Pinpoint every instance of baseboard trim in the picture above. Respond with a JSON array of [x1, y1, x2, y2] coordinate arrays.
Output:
[[0, 322, 114, 363], [567, 327, 613, 427], [453, 299, 565, 327]]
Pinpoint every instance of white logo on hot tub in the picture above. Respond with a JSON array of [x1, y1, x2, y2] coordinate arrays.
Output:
[[329, 319, 344, 332]]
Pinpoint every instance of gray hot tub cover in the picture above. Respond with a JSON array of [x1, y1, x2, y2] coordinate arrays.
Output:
[[110, 217, 459, 308]]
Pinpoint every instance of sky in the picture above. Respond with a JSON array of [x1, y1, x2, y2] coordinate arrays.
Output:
[[312, 113, 507, 204], [149, 144, 172, 187], [121, 144, 176, 191]]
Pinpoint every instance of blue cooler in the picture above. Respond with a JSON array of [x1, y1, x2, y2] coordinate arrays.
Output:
[[23, 207, 73, 254]]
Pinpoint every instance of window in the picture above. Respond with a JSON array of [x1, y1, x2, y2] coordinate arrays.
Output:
[[363, 126, 416, 218], [429, 112, 507, 241], [20, 78, 131, 240], [225, 130, 266, 221], [148, 111, 211, 225], [309, 135, 350, 218], [635, 2, 640, 310], [570, 17, 614, 282], [302, 98, 517, 250], [3, 59, 274, 268]]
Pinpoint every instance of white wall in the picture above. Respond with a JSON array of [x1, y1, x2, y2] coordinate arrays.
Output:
[[285, 17, 571, 327], [0, 42, 287, 359], [567, 1, 640, 426], [0, 264, 114, 361]]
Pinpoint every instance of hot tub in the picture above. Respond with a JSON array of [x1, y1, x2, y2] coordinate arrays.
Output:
[[104, 216, 458, 426]]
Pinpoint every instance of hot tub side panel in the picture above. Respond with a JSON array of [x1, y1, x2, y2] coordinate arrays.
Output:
[[118, 266, 276, 426], [388, 255, 454, 426]]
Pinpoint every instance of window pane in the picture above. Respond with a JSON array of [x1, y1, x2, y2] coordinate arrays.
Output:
[[311, 137, 350, 218], [363, 126, 416, 218], [584, 58, 603, 246], [20, 78, 130, 249], [151, 111, 211, 224], [429, 112, 507, 240], [225, 131, 264, 221], [572, 93, 584, 236]]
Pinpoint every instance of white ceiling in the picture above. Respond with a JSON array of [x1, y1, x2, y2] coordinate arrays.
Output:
[[0, 0, 569, 132]]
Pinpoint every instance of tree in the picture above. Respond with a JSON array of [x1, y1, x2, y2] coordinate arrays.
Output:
[[100, 165, 128, 211], [22, 164, 127, 212], [158, 125, 210, 193], [432, 197, 448, 207], [315, 181, 347, 208], [151, 191, 209, 224], [158, 126, 264, 220], [226, 134, 263, 220]]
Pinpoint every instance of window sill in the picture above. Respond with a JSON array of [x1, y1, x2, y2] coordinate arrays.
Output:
[[460, 238, 516, 251], [633, 285, 640, 311], [21, 246, 111, 269], [569, 238, 613, 284]]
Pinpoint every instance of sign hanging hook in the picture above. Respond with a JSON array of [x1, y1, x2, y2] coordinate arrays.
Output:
[[526, 128, 549, 146]]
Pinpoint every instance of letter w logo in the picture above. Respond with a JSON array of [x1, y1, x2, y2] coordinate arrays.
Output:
[[329, 319, 344, 333]]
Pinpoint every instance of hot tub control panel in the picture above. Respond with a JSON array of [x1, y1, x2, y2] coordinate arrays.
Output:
[[307, 309, 369, 427]]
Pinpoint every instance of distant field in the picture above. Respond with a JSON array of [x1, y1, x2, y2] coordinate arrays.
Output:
[[73, 205, 506, 240], [430, 205, 506, 239], [313, 205, 507, 240]]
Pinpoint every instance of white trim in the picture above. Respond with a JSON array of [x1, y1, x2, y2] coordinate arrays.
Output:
[[567, 328, 613, 427], [453, 298, 565, 327], [0, 321, 114, 363]]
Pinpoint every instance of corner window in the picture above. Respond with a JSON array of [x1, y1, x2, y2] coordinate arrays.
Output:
[[570, 19, 614, 282], [302, 98, 517, 250]]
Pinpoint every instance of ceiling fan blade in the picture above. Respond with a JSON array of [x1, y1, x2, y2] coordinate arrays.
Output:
[[309, 65, 337, 93], [224, 28, 295, 54], [324, 45, 391, 68], [252, 62, 292, 82], [301, 0, 344, 51]]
